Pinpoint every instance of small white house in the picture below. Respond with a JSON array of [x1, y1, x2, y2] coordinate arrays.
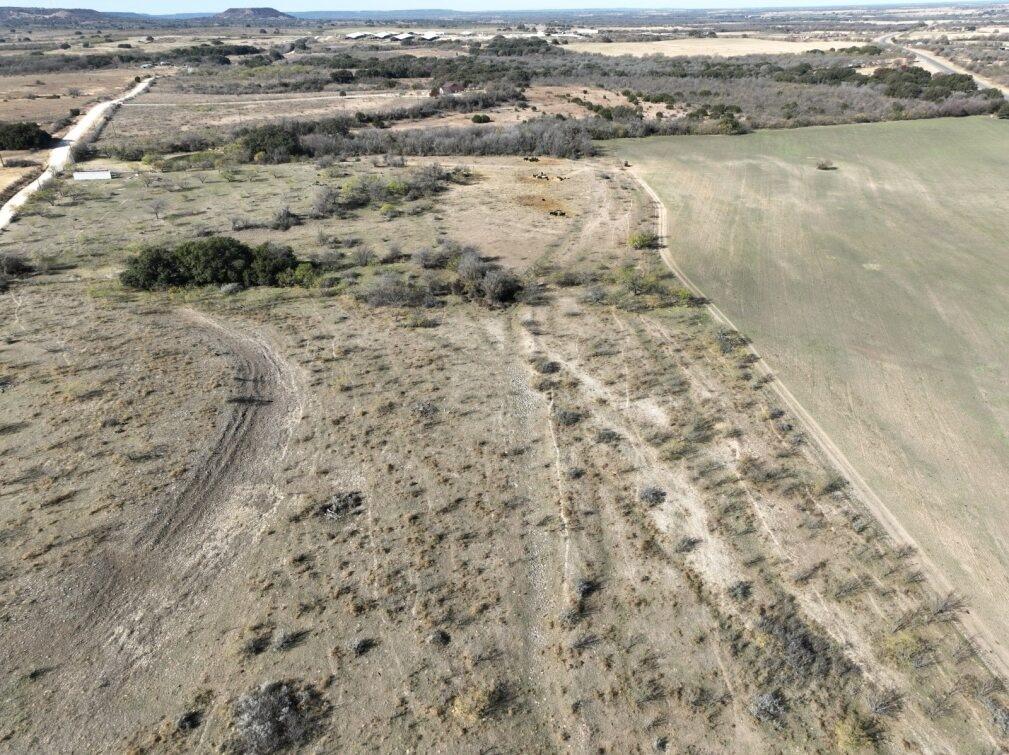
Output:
[[73, 170, 112, 181], [371, 32, 393, 40], [393, 33, 414, 41], [345, 32, 368, 40], [421, 32, 441, 41]]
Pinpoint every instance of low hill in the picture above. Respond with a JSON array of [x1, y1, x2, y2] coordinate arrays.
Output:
[[213, 7, 293, 21], [0, 6, 111, 24]]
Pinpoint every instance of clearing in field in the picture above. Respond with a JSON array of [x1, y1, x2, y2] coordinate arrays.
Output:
[[611, 116, 1009, 668], [566, 37, 855, 57]]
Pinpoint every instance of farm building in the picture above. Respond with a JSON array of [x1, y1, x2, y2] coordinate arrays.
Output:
[[72, 170, 112, 181], [393, 32, 414, 41], [420, 32, 441, 41], [345, 32, 369, 40], [371, 32, 394, 40]]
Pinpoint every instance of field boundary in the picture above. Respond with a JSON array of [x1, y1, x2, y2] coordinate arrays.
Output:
[[629, 167, 1009, 681]]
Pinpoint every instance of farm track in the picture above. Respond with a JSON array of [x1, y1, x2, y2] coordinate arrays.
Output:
[[122, 91, 430, 108], [629, 169, 1009, 682], [0, 77, 153, 231], [7, 308, 304, 750], [879, 33, 1009, 97]]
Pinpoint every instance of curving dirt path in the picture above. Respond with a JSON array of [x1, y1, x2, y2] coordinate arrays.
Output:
[[5, 307, 305, 750], [629, 169, 1009, 682]]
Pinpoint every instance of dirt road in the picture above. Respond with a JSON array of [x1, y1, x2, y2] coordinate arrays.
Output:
[[4, 308, 305, 750], [878, 33, 1009, 96], [629, 168, 1009, 682], [0, 77, 153, 231], [122, 90, 429, 108]]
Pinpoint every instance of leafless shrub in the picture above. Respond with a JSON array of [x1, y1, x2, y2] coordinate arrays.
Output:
[[554, 408, 583, 427], [984, 697, 1009, 737], [928, 592, 966, 624], [793, 560, 826, 585], [833, 576, 869, 600], [273, 630, 310, 652], [640, 487, 667, 506], [351, 247, 376, 267], [674, 536, 701, 553], [728, 581, 752, 601], [358, 274, 427, 307], [868, 688, 904, 717], [414, 247, 453, 269], [482, 268, 523, 304], [750, 690, 787, 726], [230, 680, 328, 755], [270, 206, 300, 231], [952, 638, 978, 664]]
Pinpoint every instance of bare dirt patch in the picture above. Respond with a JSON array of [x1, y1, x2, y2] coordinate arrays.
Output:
[[568, 36, 858, 57]]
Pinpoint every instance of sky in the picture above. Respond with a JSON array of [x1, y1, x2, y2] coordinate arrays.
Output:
[[23, 0, 967, 13]]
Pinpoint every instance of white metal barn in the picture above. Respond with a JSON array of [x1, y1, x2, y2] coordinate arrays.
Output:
[[72, 170, 112, 181]]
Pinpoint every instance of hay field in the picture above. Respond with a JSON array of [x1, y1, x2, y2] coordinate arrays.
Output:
[[611, 117, 1009, 660], [566, 37, 853, 57]]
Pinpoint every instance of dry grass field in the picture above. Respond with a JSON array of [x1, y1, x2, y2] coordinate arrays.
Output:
[[98, 83, 610, 144], [1, 142, 1007, 750], [612, 116, 1009, 677], [3, 13, 1009, 747], [0, 69, 146, 127], [566, 37, 857, 57]]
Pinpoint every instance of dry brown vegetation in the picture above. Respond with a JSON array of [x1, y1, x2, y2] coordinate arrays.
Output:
[[2, 13, 1009, 752], [0, 144, 1006, 752]]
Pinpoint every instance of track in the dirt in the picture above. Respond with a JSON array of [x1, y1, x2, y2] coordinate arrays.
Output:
[[4, 308, 304, 750], [141, 308, 302, 550], [629, 169, 1009, 682]]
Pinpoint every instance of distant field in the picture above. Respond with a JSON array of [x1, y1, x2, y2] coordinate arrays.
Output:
[[567, 37, 853, 57], [0, 69, 144, 127], [611, 117, 1009, 658]]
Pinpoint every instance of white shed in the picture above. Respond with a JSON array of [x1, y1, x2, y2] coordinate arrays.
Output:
[[73, 170, 112, 181]]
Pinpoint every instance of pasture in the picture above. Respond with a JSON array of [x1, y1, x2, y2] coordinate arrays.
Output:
[[612, 116, 1009, 655]]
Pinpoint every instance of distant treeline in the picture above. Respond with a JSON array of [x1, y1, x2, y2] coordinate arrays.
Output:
[[0, 43, 264, 75]]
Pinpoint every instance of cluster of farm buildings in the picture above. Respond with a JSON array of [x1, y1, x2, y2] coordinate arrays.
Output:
[[344, 31, 444, 42]]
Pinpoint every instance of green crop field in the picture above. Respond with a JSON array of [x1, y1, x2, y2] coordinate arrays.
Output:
[[612, 116, 1009, 652]]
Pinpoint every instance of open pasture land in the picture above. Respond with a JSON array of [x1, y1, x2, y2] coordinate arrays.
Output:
[[0, 69, 146, 127], [3, 150, 1005, 751], [111, 88, 432, 139], [566, 36, 858, 58], [612, 116, 1009, 663]]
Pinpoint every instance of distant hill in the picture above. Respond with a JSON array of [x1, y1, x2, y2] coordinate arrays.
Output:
[[213, 7, 294, 21], [0, 6, 112, 23]]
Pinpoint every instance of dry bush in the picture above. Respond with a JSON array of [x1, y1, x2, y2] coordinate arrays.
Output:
[[230, 680, 329, 755]]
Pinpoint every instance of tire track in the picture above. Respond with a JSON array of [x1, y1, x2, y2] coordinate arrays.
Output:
[[6, 307, 305, 751]]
